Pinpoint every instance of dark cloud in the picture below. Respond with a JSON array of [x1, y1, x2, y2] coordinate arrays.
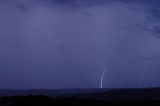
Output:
[[0, 0, 160, 89]]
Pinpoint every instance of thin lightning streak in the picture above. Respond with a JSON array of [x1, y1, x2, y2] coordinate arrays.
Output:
[[138, 61, 149, 88], [100, 63, 107, 88]]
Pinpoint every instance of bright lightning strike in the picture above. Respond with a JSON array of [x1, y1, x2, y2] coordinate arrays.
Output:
[[100, 63, 108, 88]]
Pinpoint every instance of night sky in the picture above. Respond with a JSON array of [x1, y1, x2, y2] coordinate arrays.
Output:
[[0, 0, 160, 89]]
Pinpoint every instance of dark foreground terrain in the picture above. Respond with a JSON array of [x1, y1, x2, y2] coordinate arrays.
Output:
[[1, 88, 160, 105]]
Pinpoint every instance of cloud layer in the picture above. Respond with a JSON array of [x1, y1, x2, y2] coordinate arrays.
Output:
[[0, 0, 160, 89]]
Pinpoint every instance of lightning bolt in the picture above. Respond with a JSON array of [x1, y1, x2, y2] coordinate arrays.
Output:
[[100, 63, 108, 88], [138, 61, 149, 88]]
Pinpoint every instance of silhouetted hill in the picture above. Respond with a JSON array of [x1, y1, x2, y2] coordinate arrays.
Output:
[[66, 88, 160, 101], [1, 88, 160, 105], [0, 89, 109, 97]]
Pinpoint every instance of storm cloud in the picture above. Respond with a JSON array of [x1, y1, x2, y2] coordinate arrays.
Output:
[[0, 0, 160, 89]]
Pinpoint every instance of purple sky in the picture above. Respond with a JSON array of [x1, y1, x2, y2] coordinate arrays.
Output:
[[0, 0, 160, 89]]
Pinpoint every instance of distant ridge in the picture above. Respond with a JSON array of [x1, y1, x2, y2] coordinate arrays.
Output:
[[66, 88, 160, 101], [1, 88, 160, 101], [0, 88, 110, 97]]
